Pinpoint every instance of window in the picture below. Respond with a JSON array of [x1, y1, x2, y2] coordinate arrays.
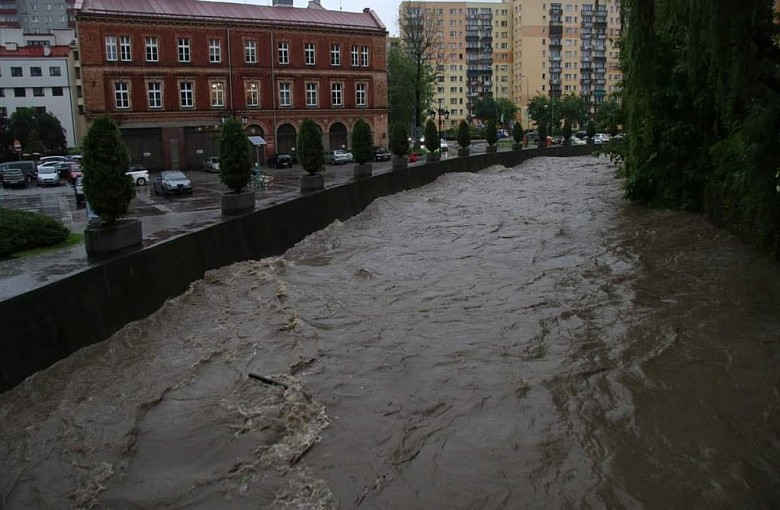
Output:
[[49, 66, 61, 76], [52, 87, 63, 96], [105, 36, 117, 61], [331, 82, 343, 106], [209, 39, 221, 63], [14, 88, 25, 97], [179, 81, 193, 108], [361, 46, 369, 66], [178, 38, 190, 62], [330, 44, 341, 66], [304, 43, 316, 65], [279, 82, 291, 107], [145, 37, 159, 62], [356, 83, 367, 106], [210, 82, 224, 107], [306, 82, 318, 107], [114, 81, 129, 109], [147, 81, 162, 108], [30, 67, 42, 77], [245, 40, 257, 63], [11, 67, 22, 77], [351, 45, 359, 66], [278, 41, 289, 65], [33, 87, 44, 97], [120, 36, 131, 61], [245, 81, 259, 107]]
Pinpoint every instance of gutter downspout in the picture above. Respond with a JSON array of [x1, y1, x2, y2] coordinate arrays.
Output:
[[226, 23, 234, 112]]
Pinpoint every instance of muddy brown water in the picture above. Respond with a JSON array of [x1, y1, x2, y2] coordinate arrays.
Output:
[[1, 156, 778, 509]]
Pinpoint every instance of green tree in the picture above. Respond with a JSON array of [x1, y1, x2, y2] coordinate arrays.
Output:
[[424, 119, 439, 153], [4, 108, 68, 155], [25, 129, 46, 156], [387, 44, 418, 128], [297, 119, 324, 175], [512, 121, 523, 144], [218, 117, 252, 193], [496, 97, 519, 128], [562, 120, 572, 146], [559, 94, 589, 129], [351, 118, 373, 164], [595, 96, 623, 135], [471, 96, 499, 124], [389, 123, 409, 157], [457, 119, 471, 149], [81, 116, 134, 225]]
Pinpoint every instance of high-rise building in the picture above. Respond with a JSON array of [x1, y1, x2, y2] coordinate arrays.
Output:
[[1, 1, 76, 32], [400, 0, 622, 130]]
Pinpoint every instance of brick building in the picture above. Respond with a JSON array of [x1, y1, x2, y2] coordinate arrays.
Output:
[[76, 0, 389, 171]]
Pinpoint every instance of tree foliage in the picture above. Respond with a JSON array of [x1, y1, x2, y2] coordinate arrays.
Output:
[[218, 117, 252, 193], [389, 123, 409, 157], [424, 119, 439, 153], [1, 108, 68, 156], [387, 44, 419, 128], [619, 0, 780, 257], [457, 119, 471, 149], [81, 116, 134, 225], [485, 122, 498, 147], [297, 119, 324, 176], [351, 118, 373, 164]]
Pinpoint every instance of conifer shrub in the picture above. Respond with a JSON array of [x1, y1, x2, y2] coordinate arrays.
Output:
[[218, 116, 252, 193], [424, 119, 439, 153], [512, 121, 523, 144], [586, 118, 596, 144], [563, 120, 572, 146], [485, 122, 498, 147], [81, 116, 134, 225], [457, 120, 471, 148], [389, 123, 409, 157], [298, 119, 324, 176], [351, 119, 372, 165]]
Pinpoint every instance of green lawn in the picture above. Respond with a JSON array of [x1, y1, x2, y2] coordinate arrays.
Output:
[[12, 232, 84, 259]]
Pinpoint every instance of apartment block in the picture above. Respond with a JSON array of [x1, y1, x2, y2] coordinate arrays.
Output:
[[0, 1, 76, 32], [76, 0, 388, 171]]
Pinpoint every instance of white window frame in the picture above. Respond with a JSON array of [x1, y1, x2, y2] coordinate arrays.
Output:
[[331, 82, 343, 106], [147, 81, 162, 109], [278, 41, 289, 65], [209, 39, 221, 63], [351, 45, 359, 66], [305, 82, 318, 107], [179, 81, 194, 108], [361, 46, 369, 67], [145, 37, 159, 62], [105, 36, 117, 61], [330, 44, 341, 66], [114, 81, 130, 109], [49, 66, 61, 76], [245, 40, 257, 63], [178, 38, 190, 63], [279, 82, 291, 107], [119, 36, 131, 61], [356, 82, 367, 106], [210, 81, 225, 108], [304, 42, 316, 65], [245, 81, 259, 107]]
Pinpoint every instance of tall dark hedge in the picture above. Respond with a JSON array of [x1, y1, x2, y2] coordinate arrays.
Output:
[[352, 119, 372, 164], [81, 116, 133, 225], [485, 122, 498, 146], [219, 116, 252, 193], [457, 120, 471, 148], [389, 123, 409, 157], [619, 0, 780, 257], [424, 119, 439, 153], [298, 119, 324, 175]]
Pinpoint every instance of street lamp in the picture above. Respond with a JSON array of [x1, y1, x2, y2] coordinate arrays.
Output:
[[429, 106, 450, 141]]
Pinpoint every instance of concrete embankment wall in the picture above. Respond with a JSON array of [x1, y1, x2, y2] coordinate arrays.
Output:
[[0, 145, 596, 393]]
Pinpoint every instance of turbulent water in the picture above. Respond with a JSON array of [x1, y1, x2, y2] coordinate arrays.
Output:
[[1, 156, 778, 509]]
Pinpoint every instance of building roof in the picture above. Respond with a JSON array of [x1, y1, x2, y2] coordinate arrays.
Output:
[[0, 46, 71, 57], [77, 0, 387, 33]]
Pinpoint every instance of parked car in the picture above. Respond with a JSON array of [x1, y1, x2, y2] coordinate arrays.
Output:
[[267, 153, 293, 168], [54, 161, 82, 183], [40, 155, 69, 164], [126, 165, 150, 185], [440, 139, 449, 152], [73, 175, 85, 206], [203, 156, 220, 173], [1, 168, 29, 189], [1, 161, 37, 183], [153, 170, 192, 195], [36, 166, 60, 186], [323, 149, 353, 165], [570, 135, 586, 145], [373, 147, 391, 161], [594, 133, 610, 144]]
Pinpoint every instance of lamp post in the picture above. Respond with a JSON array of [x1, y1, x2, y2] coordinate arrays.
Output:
[[428, 106, 450, 140], [520, 75, 530, 132]]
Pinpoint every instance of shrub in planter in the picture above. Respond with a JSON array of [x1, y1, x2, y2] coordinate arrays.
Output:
[[81, 116, 134, 226], [586, 118, 596, 144], [298, 118, 324, 176], [485, 122, 498, 147], [352, 118, 372, 164], [424, 119, 439, 154], [389, 123, 409, 158], [562, 120, 572, 146], [537, 121, 548, 148], [219, 116, 253, 193], [457, 120, 471, 149], [512, 122, 523, 145], [0, 208, 69, 258]]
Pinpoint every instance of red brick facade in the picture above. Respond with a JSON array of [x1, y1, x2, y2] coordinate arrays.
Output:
[[77, 2, 388, 171]]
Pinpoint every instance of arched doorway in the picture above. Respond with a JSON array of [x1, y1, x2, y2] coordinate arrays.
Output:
[[276, 123, 297, 155], [328, 122, 348, 151], [246, 124, 266, 168]]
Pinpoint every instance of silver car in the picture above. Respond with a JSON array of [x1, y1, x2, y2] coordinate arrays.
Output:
[[153, 170, 193, 195], [36, 166, 60, 186]]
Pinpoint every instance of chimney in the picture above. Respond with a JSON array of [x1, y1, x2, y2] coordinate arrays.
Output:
[[308, 0, 324, 9], [272, 0, 293, 6]]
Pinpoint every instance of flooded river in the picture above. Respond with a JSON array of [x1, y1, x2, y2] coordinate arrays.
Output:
[[1, 156, 778, 509]]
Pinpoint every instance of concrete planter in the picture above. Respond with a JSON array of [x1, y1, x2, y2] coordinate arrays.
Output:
[[392, 156, 408, 170], [512, 143, 523, 151], [84, 218, 142, 255], [353, 163, 373, 178], [301, 173, 325, 191], [221, 190, 255, 215], [457, 147, 470, 157], [485, 145, 497, 153], [425, 152, 440, 163]]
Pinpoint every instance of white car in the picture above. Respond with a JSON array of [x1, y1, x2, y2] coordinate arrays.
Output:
[[594, 133, 610, 144], [36, 166, 60, 186], [440, 139, 449, 152], [570, 136, 586, 145], [126, 166, 150, 185], [203, 156, 220, 173]]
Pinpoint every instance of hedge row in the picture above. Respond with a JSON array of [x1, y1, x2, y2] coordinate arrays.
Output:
[[0, 208, 70, 258]]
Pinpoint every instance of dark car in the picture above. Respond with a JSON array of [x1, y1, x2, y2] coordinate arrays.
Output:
[[1, 168, 29, 189], [373, 147, 392, 161], [153, 170, 193, 195], [267, 153, 293, 169], [55, 161, 82, 183], [0, 161, 37, 183]]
